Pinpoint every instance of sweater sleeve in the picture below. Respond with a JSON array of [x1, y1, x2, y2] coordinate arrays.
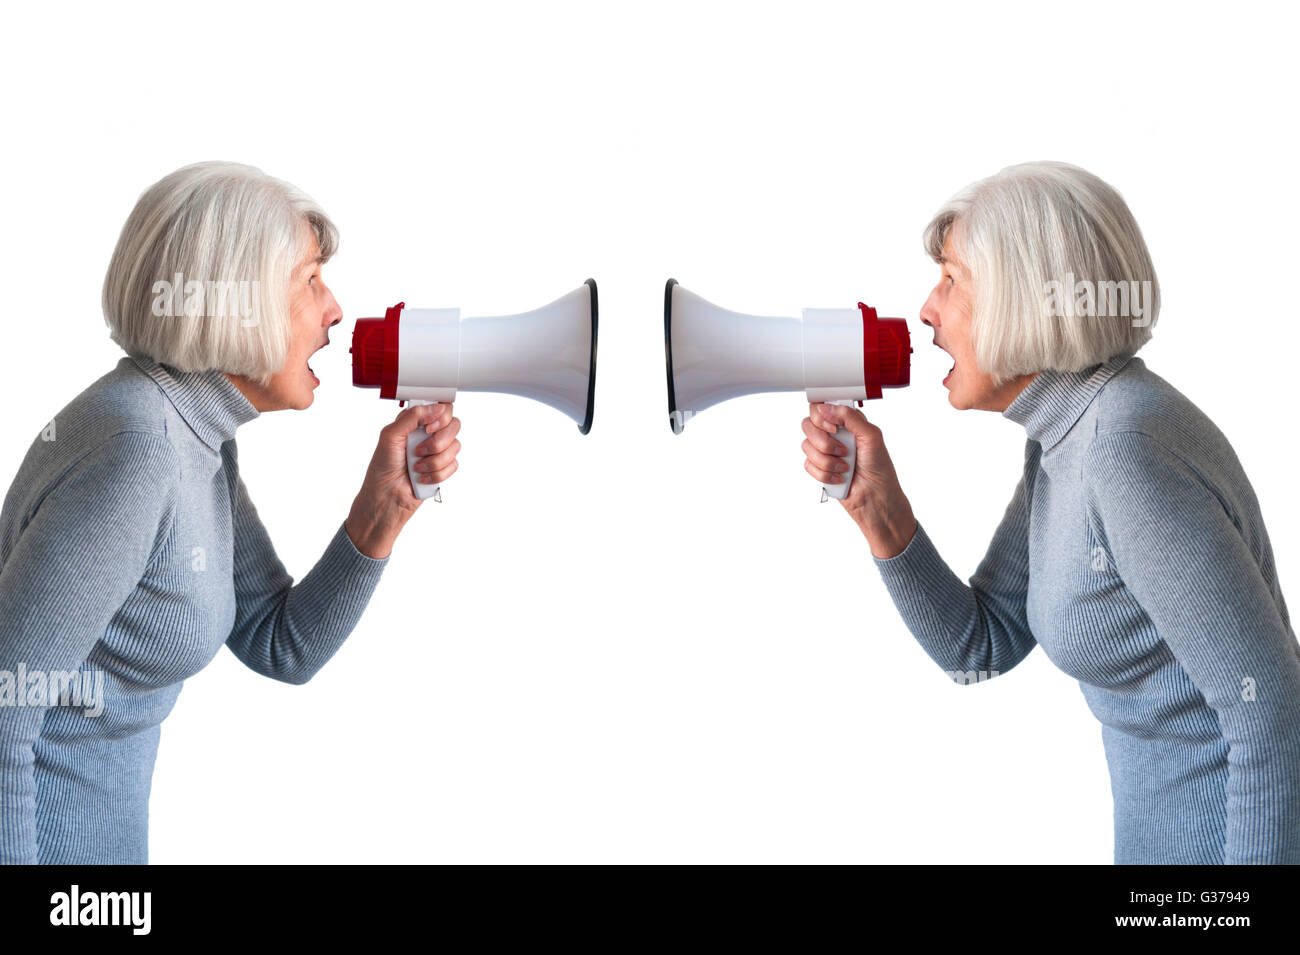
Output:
[[221, 441, 388, 685], [0, 431, 178, 865], [1083, 429, 1300, 865], [871, 440, 1040, 682]]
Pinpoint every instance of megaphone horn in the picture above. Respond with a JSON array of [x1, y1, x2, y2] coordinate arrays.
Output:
[[352, 279, 598, 501], [663, 278, 910, 500]]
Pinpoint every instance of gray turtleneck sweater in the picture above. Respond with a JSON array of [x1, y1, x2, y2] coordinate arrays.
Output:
[[871, 353, 1300, 863], [0, 355, 388, 864]]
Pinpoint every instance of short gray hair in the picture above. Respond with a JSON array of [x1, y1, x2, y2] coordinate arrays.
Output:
[[102, 161, 338, 384], [923, 161, 1159, 386]]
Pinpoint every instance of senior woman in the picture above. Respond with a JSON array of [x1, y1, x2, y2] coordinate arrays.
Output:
[[0, 161, 460, 864], [803, 161, 1300, 865]]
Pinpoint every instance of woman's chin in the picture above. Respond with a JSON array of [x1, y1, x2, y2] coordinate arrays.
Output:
[[296, 368, 320, 408], [278, 381, 317, 411], [943, 369, 961, 405], [944, 378, 972, 410]]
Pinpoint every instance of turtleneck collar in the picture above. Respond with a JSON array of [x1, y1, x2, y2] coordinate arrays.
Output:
[[1002, 353, 1137, 450], [127, 354, 260, 451]]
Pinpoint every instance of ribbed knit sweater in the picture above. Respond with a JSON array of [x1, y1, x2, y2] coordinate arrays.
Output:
[[0, 354, 388, 864], [872, 353, 1300, 863]]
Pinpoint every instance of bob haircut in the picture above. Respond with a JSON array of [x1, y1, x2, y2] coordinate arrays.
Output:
[[102, 161, 338, 385], [923, 161, 1159, 387]]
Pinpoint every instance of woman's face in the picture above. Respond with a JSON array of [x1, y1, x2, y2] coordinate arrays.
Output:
[[919, 226, 1033, 412], [234, 229, 342, 411]]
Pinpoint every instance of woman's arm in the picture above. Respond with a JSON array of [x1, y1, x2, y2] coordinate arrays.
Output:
[[804, 403, 1039, 680], [871, 443, 1041, 681], [220, 443, 388, 686], [221, 403, 454, 684], [1084, 429, 1300, 865], [0, 431, 178, 864]]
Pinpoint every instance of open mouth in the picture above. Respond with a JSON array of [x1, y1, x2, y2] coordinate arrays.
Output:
[[308, 338, 329, 384], [935, 340, 955, 385]]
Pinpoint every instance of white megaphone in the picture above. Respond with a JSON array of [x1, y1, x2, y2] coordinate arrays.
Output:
[[664, 279, 910, 500], [352, 279, 598, 501]]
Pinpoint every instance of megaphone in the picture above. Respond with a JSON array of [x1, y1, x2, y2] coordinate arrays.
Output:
[[352, 279, 598, 501], [663, 279, 910, 500]]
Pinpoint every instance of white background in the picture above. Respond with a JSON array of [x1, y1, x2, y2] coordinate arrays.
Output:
[[2, 0, 1296, 863]]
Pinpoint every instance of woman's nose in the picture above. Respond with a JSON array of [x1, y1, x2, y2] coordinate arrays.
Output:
[[919, 293, 939, 328]]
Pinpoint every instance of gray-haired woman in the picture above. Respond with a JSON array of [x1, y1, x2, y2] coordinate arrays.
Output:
[[803, 161, 1300, 864], [0, 162, 460, 864]]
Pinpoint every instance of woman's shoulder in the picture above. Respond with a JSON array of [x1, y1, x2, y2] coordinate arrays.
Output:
[[3, 359, 181, 518], [1085, 356, 1253, 514], [1091, 357, 1235, 464], [55, 356, 175, 440]]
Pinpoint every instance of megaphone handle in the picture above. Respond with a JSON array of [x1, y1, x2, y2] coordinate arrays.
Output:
[[823, 425, 856, 501], [405, 399, 445, 503], [818, 399, 857, 502]]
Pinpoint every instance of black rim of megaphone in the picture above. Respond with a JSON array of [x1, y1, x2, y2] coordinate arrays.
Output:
[[664, 277, 679, 432], [581, 278, 597, 434]]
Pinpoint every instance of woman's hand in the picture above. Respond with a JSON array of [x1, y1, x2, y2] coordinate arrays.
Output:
[[802, 402, 917, 559], [345, 402, 460, 558]]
